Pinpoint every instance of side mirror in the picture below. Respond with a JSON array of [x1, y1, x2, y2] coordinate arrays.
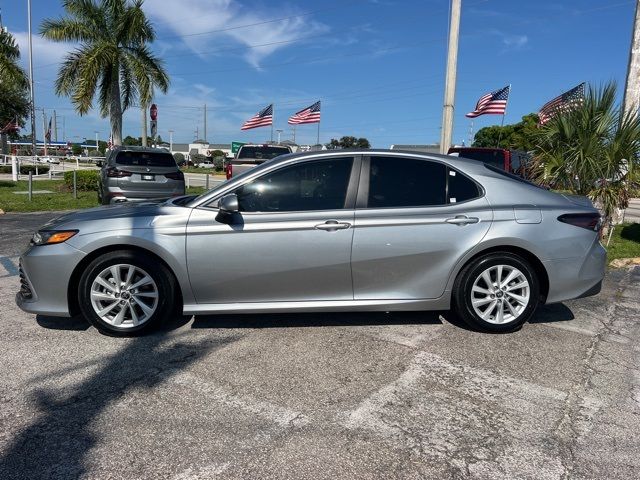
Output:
[[216, 193, 239, 224]]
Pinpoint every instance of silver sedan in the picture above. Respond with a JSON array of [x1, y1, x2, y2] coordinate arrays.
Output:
[[16, 150, 606, 336]]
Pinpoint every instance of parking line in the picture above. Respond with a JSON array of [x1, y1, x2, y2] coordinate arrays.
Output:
[[0, 256, 19, 277]]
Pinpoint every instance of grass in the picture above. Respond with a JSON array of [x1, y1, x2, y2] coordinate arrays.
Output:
[[606, 223, 640, 263], [0, 180, 207, 213], [0, 180, 98, 213], [180, 167, 225, 175]]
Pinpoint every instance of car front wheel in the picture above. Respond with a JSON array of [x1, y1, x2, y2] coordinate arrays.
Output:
[[78, 251, 176, 336], [453, 252, 539, 332]]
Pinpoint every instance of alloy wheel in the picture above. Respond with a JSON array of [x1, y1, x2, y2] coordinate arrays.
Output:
[[470, 264, 530, 324], [89, 264, 159, 328]]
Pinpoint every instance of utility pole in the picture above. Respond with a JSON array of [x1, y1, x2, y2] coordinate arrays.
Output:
[[168, 130, 174, 152], [624, 0, 640, 115], [42, 109, 47, 156], [203, 104, 207, 143], [94, 130, 99, 151], [276, 129, 283, 144], [195, 126, 199, 141], [439, 0, 462, 154], [52, 110, 57, 142], [27, 0, 37, 159], [141, 104, 148, 147]]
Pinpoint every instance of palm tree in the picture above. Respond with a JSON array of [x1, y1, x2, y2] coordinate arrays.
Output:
[[0, 29, 28, 88], [532, 82, 640, 234], [0, 30, 29, 144], [40, 0, 169, 146]]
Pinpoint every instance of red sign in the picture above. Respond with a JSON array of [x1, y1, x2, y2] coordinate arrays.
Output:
[[150, 104, 158, 121]]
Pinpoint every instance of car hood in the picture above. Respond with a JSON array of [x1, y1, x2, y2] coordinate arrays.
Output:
[[41, 200, 191, 232]]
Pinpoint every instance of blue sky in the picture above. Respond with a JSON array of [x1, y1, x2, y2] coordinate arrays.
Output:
[[1, 0, 636, 147]]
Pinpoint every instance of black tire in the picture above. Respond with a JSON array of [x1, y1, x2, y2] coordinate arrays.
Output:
[[77, 250, 177, 336], [453, 252, 539, 333]]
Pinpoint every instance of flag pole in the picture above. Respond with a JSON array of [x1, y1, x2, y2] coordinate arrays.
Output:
[[271, 104, 274, 142], [495, 84, 510, 148]]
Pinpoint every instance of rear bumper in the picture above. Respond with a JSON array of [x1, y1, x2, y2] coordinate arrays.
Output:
[[543, 240, 606, 304]]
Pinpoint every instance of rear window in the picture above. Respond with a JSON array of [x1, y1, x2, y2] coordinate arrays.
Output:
[[115, 151, 176, 167], [237, 146, 290, 160], [452, 149, 506, 169]]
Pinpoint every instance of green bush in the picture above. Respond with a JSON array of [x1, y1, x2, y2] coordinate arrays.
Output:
[[0, 166, 10, 174], [173, 152, 185, 165], [20, 165, 50, 174], [64, 170, 99, 191]]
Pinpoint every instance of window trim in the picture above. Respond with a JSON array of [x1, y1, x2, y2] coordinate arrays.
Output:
[[202, 155, 362, 214], [357, 155, 485, 210]]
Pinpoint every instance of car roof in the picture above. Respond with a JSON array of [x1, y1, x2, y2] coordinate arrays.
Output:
[[111, 146, 170, 153]]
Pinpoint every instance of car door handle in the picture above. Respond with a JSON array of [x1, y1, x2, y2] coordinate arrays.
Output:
[[315, 220, 351, 231], [445, 215, 480, 226]]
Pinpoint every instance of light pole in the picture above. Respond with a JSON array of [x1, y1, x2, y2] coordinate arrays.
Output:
[[276, 129, 283, 144], [440, 0, 461, 154], [27, 0, 37, 159], [94, 131, 99, 150], [168, 130, 174, 152]]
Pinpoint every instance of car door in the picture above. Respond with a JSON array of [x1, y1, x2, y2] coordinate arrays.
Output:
[[351, 155, 492, 300], [186, 155, 359, 304]]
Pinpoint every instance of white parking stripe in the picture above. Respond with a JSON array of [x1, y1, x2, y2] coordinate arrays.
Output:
[[167, 371, 310, 428], [0, 256, 19, 277]]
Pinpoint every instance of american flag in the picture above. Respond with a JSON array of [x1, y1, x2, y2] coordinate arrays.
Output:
[[538, 83, 585, 125], [0, 118, 19, 134], [288, 101, 321, 125], [241, 104, 273, 130], [45, 118, 52, 141], [466, 85, 510, 118]]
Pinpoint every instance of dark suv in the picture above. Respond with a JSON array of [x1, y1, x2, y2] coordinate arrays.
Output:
[[98, 146, 185, 205]]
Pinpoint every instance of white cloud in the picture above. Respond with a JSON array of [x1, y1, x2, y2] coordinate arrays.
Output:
[[502, 34, 528, 49], [144, 0, 329, 68], [13, 31, 75, 70]]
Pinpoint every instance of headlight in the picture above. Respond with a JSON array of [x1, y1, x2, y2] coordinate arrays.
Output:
[[31, 230, 78, 246]]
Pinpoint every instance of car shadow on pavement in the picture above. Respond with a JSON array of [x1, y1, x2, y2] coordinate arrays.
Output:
[[192, 310, 445, 330], [36, 314, 91, 331], [0, 330, 240, 480], [528, 303, 575, 324]]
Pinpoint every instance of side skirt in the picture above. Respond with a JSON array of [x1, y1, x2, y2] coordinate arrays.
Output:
[[183, 296, 451, 315]]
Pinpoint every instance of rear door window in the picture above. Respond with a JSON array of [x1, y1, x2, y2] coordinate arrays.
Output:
[[368, 156, 447, 208], [447, 168, 481, 203], [116, 151, 176, 167]]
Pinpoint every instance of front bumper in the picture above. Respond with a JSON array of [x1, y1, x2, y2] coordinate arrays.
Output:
[[16, 242, 87, 317]]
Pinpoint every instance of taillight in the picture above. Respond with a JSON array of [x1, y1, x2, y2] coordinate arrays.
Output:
[[225, 163, 232, 180], [106, 167, 132, 178], [557, 213, 601, 232], [164, 171, 184, 181]]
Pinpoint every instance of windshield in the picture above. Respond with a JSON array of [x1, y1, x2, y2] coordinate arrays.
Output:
[[237, 146, 290, 160], [116, 151, 176, 167]]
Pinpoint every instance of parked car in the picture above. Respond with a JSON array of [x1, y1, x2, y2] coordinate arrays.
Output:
[[195, 160, 216, 169], [97, 146, 185, 205], [17, 150, 605, 336], [447, 147, 532, 179], [225, 144, 292, 179]]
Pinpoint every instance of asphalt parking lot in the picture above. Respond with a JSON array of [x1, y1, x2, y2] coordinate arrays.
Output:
[[0, 212, 639, 479]]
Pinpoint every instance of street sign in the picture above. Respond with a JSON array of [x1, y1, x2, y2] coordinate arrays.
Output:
[[231, 141, 245, 154], [150, 104, 158, 121]]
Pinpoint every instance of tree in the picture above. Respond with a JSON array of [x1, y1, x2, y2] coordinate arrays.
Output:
[[0, 30, 29, 151], [122, 135, 142, 146], [473, 114, 539, 150], [532, 82, 640, 233], [326, 136, 371, 149], [41, 0, 169, 146]]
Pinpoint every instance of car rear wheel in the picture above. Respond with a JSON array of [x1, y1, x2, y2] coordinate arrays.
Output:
[[453, 252, 539, 332], [78, 251, 176, 336]]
